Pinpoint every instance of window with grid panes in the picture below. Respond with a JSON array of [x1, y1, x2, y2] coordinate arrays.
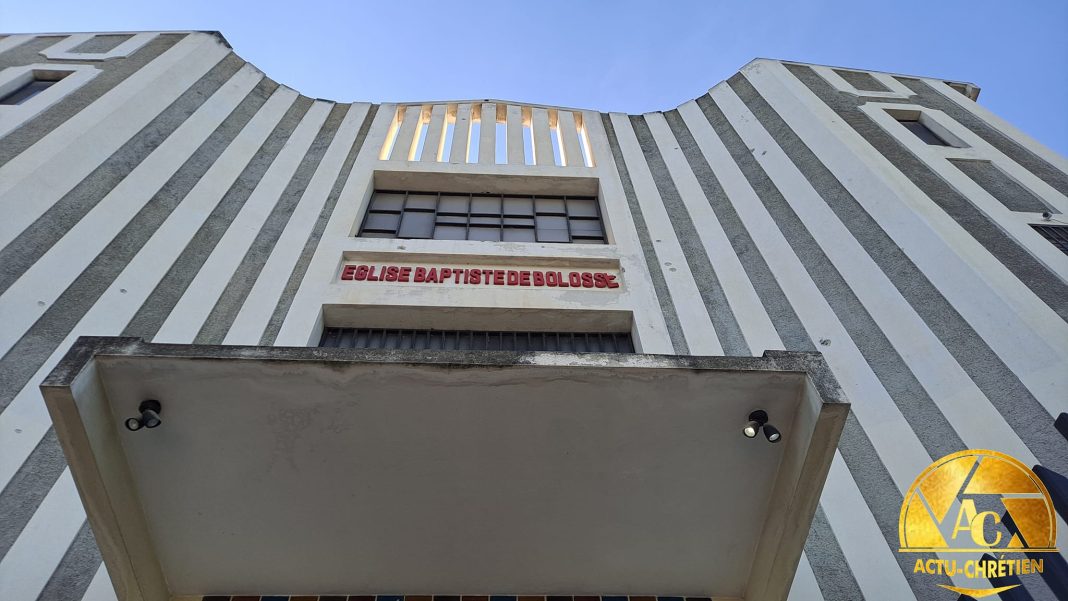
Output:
[[358, 190, 606, 244]]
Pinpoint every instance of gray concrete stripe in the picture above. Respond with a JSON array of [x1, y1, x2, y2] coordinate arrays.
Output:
[[0, 36, 65, 64], [899, 77, 1068, 197], [0, 428, 64, 558], [0, 53, 245, 295], [0, 78, 278, 413], [662, 110, 814, 352], [712, 82, 966, 460], [260, 104, 377, 346], [805, 504, 866, 600], [696, 90, 953, 597], [123, 95, 314, 341], [784, 64, 1068, 322], [837, 413, 950, 597], [744, 69, 1068, 474], [35, 520, 100, 601], [0, 34, 184, 166], [629, 114, 750, 356], [600, 114, 688, 354], [195, 103, 350, 344]]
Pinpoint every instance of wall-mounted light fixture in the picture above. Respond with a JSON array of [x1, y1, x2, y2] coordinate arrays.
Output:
[[125, 399, 162, 431], [743, 409, 781, 443]]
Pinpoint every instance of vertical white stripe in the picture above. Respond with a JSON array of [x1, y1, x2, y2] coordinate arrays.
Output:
[[223, 104, 370, 345], [152, 93, 330, 344], [0, 34, 34, 55], [787, 551, 824, 601], [713, 83, 1042, 464], [80, 563, 117, 601], [647, 109, 783, 355], [0, 64, 265, 360], [746, 60, 1068, 417], [0, 86, 295, 493], [821, 455, 914, 599], [0, 33, 229, 249], [609, 113, 723, 355], [580, 110, 674, 354], [0, 470, 84, 601]]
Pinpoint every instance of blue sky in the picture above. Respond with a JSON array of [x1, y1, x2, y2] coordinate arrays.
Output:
[[3, 0, 1067, 155]]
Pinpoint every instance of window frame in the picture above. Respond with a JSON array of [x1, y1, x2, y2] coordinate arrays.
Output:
[[357, 189, 608, 245]]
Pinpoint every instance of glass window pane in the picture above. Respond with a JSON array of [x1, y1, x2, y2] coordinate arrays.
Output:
[[470, 215, 501, 227], [363, 212, 400, 232], [535, 197, 566, 215], [535, 215, 568, 230], [361, 231, 395, 239], [469, 226, 501, 241], [503, 196, 534, 216], [571, 237, 605, 244], [503, 217, 534, 228], [568, 218, 602, 234], [433, 225, 467, 240], [435, 214, 466, 225], [369, 192, 405, 212], [503, 228, 536, 242], [471, 196, 502, 215], [537, 228, 569, 243], [398, 211, 435, 238], [566, 198, 599, 217], [900, 120, 949, 146], [438, 194, 469, 214], [405, 193, 438, 211]]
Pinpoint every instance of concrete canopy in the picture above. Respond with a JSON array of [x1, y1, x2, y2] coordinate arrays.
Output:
[[42, 337, 848, 601]]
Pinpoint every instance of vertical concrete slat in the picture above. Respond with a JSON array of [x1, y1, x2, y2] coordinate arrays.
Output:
[[389, 104, 422, 161], [506, 104, 524, 165], [420, 104, 446, 162], [557, 110, 583, 167], [478, 102, 496, 165], [532, 107, 554, 166], [449, 103, 472, 163]]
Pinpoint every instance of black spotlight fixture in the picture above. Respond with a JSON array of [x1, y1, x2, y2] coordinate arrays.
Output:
[[742, 409, 781, 443], [125, 399, 162, 431]]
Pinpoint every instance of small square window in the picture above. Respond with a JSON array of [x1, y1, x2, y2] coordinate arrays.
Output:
[[897, 118, 951, 146], [0, 78, 57, 105], [569, 218, 602, 234]]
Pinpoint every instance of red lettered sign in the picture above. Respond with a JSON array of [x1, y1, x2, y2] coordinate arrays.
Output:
[[340, 264, 620, 289]]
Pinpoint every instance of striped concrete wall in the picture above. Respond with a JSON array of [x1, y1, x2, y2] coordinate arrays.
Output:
[[1, 31, 1066, 601]]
